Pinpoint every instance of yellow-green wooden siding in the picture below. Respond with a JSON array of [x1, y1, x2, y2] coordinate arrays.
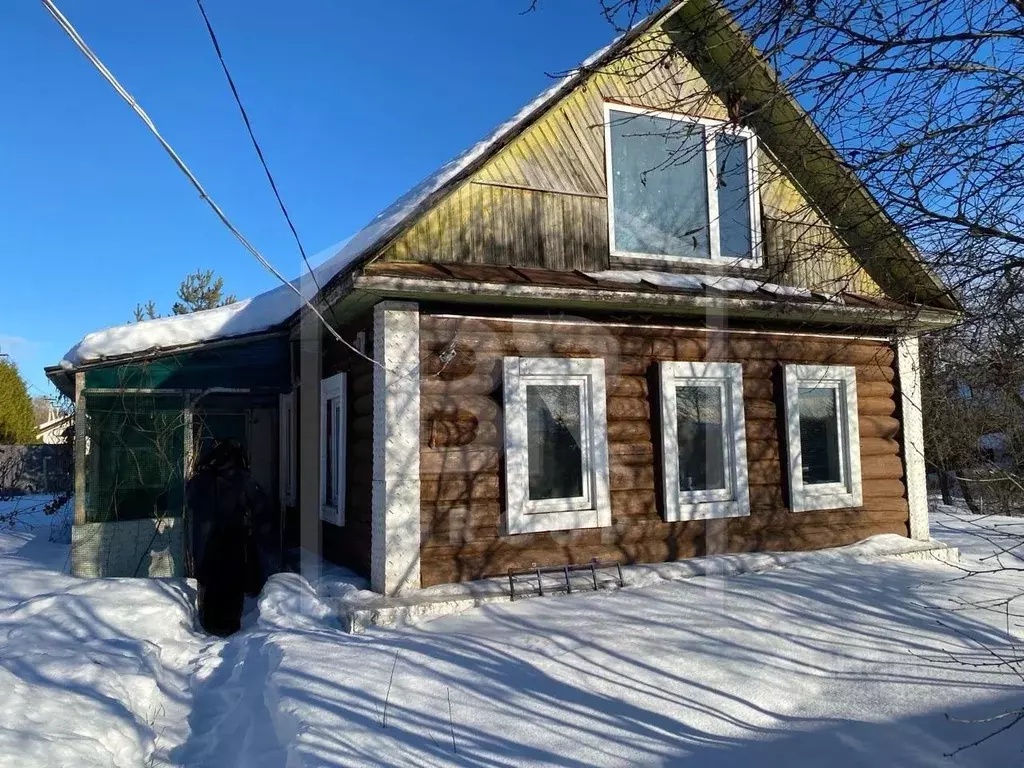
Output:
[[377, 30, 884, 298]]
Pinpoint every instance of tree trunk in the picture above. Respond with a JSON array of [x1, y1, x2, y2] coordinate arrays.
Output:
[[938, 469, 954, 506], [958, 471, 984, 515]]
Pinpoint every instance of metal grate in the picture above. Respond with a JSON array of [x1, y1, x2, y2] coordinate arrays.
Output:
[[508, 559, 624, 601]]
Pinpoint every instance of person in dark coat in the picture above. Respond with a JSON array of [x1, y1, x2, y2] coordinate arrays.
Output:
[[186, 439, 272, 635]]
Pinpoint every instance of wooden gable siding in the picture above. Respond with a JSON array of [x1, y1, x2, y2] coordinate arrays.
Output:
[[385, 181, 608, 272], [379, 32, 884, 298], [417, 313, 908, 587]]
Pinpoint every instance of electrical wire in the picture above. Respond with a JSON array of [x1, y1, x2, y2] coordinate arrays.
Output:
[[40, 0, 372, 362], [193, 0, 325, 302]]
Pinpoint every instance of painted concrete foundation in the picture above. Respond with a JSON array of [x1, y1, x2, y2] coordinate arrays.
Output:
[[335, 535, 960, 633]]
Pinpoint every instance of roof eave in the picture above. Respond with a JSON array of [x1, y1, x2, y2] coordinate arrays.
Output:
[[44, 365, 75, 400], [49, 327, 291, 378], [352, 273, 961, 332]]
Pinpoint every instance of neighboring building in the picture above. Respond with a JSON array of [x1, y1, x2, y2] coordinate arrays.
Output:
[[46, 0, 959, 591], [36, 413, 73, 445]]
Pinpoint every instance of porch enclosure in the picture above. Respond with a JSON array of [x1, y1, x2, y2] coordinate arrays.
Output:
[[71, 336, 291, 577]]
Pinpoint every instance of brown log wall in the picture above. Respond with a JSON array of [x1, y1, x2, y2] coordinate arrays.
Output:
[[418, 314, 909, 587], [321, 322, 374, 576]]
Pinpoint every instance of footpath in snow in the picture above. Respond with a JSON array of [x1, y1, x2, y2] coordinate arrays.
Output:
[[1, 499, 1023, 766]]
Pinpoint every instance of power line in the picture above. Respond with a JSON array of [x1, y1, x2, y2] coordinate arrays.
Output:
[[194, 0, 324, 298], [191, 6, 446, 383], [40, 0, 371, 362]]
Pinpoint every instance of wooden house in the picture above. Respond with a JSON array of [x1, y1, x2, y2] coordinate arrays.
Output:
[[47, 0, 959, 592]]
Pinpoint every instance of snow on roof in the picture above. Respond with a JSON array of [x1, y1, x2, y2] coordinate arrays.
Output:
[[61, 235, 353, 367], [586, 270, 821, 299], [60, 38, 622, 369]]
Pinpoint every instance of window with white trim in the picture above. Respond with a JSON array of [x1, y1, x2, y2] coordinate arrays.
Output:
[[659, 361, 750, 521], [503, 357, 611, 534], [278, 391, 297, 508], [605, 103, 761, 268], [783, 365, 863, 512], [319, 373, 346, 525]]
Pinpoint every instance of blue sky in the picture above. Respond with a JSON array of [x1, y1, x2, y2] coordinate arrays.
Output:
[[0, 1, 613, 396]]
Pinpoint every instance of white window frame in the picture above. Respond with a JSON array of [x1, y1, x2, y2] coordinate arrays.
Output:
[[659, 361, 750, 521], [604, 102, 762, 269], [319, 372, 347, 526], [278, 391, 297, 508], [783, 364, 863, 512], [503, 357, 611, 534]]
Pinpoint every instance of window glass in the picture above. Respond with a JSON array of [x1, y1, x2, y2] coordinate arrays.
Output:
[[324, 398, 336, 505], [798, 387, 842, 485], [716, 132, 753, 258], [610, 110, 710, 259], [526, 384, 584, 501], [676, 385, 726, 492], [658, 362, 749, 521], [332, 401, 342, 504], [323, 397, 343, 508], [283, 404, 294, 501]]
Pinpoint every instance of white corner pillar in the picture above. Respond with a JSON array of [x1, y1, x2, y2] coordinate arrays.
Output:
[[896, 334, 929, 541], [371, 302, 422, 595], [298, 305, 324, 582]]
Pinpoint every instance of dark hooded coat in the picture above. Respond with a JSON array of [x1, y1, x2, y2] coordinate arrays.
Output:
[[186, 440, 273, 635]]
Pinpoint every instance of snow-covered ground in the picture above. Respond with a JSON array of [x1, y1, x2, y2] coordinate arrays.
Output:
[[0, 495, 205, 768], [1, 498, 1022, 767], [0, 493, 73, 542]]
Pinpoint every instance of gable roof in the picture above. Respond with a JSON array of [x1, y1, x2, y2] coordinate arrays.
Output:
[[56, 0, 956, 371], [666, 0, 957, 312]]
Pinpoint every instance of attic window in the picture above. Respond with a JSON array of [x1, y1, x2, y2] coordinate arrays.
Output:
[[605, 104, 761, 268]]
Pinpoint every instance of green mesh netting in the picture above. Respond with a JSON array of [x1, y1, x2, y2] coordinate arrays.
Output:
[[84, 394, 186, 523]]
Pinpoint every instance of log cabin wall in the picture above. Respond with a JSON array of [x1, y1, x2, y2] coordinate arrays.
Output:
[[418, 312, 908, 587], [320, 319, 374, 575], [376, 27, 885, 300]]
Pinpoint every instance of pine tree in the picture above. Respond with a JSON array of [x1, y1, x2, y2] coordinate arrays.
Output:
[[133, 300, 159, 323], [171, 269, 236, 315], [132, 270, 235, 322], [0, 360, 38, 445]]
